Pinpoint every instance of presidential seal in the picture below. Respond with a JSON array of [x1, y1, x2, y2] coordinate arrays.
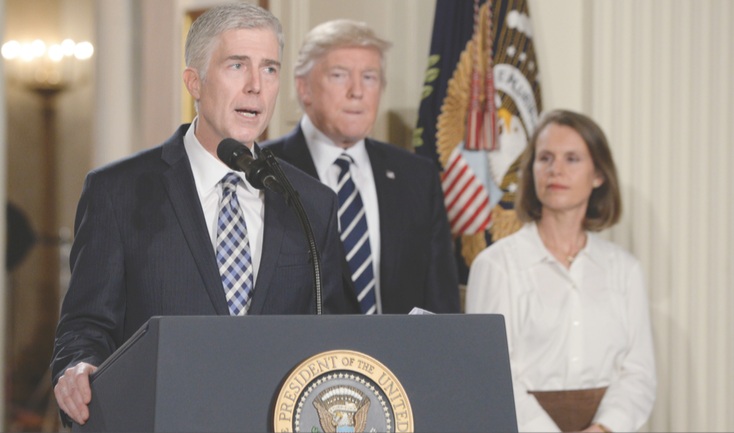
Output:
[[273, 350, 414, 433]]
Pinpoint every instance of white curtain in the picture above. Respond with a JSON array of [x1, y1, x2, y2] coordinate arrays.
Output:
[[585, 1, 734, 431]]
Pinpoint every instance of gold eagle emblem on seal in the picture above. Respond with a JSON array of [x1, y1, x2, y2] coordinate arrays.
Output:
[[273, 350, 413, 433]]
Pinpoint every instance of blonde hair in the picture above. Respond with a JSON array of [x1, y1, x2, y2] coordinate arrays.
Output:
[[294, 19, 392, 86]]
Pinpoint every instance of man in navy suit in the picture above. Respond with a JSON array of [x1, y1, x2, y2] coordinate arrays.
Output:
[[263, 20, 460, 315], [51, 4, 357, 426]]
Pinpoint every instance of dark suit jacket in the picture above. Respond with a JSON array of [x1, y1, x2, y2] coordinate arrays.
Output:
[[262, 124, 460, 314], [51, 124, 358, 385]]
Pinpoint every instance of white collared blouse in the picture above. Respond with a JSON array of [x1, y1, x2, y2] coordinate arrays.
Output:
[[466, 222, 656, 432]]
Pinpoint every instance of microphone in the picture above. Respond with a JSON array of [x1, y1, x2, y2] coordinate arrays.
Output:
[[216, 138, 284, 195], [216, 139, 324, 315]]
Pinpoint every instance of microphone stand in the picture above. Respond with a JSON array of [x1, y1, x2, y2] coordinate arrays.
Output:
[[258, 148, 323, 315]]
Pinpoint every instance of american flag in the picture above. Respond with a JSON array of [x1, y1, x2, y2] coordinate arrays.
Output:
[[415, 0, 543, 275], [442, 146, 492, 234]]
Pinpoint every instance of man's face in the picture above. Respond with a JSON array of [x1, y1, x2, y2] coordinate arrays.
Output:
[[185, 27, 280, 154], [297, 47, 383, 149]]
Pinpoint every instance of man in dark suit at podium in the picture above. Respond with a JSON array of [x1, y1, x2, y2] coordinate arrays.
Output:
[[51, 3, 358, 426], [262, 20, 460, 315]]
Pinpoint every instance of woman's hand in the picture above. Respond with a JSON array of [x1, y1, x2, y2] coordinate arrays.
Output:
[[581, 423, 610, 432]]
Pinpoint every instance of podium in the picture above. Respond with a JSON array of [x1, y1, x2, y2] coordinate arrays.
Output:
[[77, 314, 517, 432]]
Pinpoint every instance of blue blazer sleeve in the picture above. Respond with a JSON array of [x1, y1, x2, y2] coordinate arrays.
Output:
[[51, 171, 126, 384]]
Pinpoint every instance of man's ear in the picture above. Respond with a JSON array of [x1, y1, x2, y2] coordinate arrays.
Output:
[[183, 67, 201, 100], [295, 76, 310, 106]]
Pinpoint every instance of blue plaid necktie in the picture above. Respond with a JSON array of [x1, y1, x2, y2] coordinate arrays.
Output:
[[334, 154, 377, 314], [216, 172, 254, 316]]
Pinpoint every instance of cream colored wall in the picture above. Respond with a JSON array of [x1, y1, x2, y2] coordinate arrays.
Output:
[[529, 0, 586, 112], [95, 1, 135, 166], [139, 0, 184, 150]]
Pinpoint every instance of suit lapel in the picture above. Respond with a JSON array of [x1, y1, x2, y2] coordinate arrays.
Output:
[[248, 188, 287, 314], [160, 130, 229, 315], [281, 125, 320, 180], [366, 140, 400, 291]]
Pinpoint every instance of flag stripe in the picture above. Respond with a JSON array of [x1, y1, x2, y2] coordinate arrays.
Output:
[[449, 182, 485, 227], [458, 195, 491, 233], [443, 164, 469, 198], [446, 170, 477, 213]]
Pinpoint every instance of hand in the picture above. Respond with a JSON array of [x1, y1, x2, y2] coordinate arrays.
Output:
[[581, 423, 609, 432], [54, 362, 98, 425]]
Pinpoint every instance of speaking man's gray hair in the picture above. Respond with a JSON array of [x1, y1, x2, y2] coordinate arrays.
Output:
[[185, 2, 284, 82]]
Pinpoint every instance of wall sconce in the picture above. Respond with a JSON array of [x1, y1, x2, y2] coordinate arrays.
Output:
[[1, 38, 94, 91]]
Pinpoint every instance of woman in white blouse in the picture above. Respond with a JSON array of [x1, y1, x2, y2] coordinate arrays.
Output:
[[466, 110, 656, 433]]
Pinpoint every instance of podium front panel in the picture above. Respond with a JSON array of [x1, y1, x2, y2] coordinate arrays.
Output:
[[84, 314, 516, 432]]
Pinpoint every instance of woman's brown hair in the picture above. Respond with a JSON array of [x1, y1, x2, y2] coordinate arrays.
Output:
[[514, 109, 622, 231]]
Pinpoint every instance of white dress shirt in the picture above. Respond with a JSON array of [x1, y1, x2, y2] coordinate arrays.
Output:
[[300, 114, 383, 313], [466, 222, 656, 433], [183, 119, 264, 286]]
